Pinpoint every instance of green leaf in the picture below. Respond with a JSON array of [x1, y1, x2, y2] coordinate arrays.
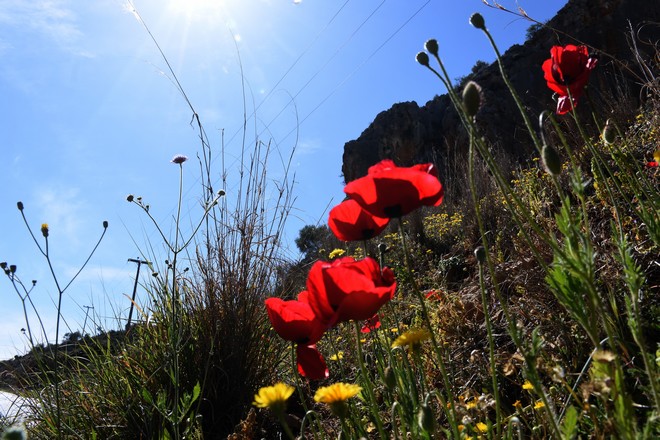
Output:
[[142, 388, 153, 404], [561, 405, 578, 440]]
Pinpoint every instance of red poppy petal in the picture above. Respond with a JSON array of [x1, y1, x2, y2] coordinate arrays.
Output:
[[328, 199, 388, 241], [296, 344, 329, 380], [556, 95, 575, 115], [361, 314, 381, 333], [265, 297, 325, 344], [333, 285, 396, 322]]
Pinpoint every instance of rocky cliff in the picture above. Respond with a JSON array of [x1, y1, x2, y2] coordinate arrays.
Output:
[[341, 0, 660, 183]]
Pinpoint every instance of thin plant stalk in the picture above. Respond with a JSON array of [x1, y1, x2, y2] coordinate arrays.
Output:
[[353, 321, 387, 439]]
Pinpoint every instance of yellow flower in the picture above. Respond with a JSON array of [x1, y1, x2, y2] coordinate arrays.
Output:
[[329, 351, 344, 361], [314, 382, 362, 404], [533, 400, 545, 410], [392, 328, 431, 349], [314, 383, 362, 418], [253, 383, 294, 414], [513, 400, 522, 409], [329, 248, 346, 259], [475, 422, 488, 433], [522, 380, 533, 390], [465, 400, 478, 410], [41, 223, 49, 238]]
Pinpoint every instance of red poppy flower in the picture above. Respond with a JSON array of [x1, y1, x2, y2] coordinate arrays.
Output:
[[425, 290, 443, 301], [647, 161, 659, 168], [542, 45, 597, 114], [296, 344, 329, 380], [328, 199, 389, 242], [344, 160, 444, 218], [306, 256, 397, 327], [265, 293, 325, 345], [360, 314, 382, 333]]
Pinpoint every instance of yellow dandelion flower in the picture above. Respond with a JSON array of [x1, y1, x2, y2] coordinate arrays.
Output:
[[253, 382, 294, 414], [314, 382, 362, 404], [329, 351, 344, 361], [329, 248, 346, 259], [522, 380, 533, 390], [475, 422, 488, 433], [465, 400, 478, 410], [314, 383, 362, 418], [513, 400, 522, 409], [533, 400, 545, 410], [654, 147, 660, 163], [392, 328, 431, 349], [390, 327, 399, 333]]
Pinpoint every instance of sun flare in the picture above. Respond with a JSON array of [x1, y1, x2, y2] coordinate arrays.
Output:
[[167, 0, 224, 18]]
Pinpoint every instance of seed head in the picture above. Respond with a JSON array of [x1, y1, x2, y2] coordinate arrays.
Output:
[[103, 220, 109, 229], [171, 154, 188, 164], [416, 51, 430, 67], [126, 194, 134, 202], [9, 265, 17, 274], [424, 39, 439, 57], [470, 13, 486, 30], [16, 201, 24, 211]]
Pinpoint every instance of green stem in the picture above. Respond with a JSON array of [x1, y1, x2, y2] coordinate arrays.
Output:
[[277, 413, 296, 440], [396, 219, 460, 438], [353, 321, 387, 439]]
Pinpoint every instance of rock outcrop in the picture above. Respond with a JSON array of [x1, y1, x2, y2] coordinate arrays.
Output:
[[341, 0, 660, 183]]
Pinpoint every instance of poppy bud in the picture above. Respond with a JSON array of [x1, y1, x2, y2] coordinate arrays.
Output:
[[9, 265, 17, 274], [417, 403, 436, 433], [0, 262, 6, 269], [470, 13, 486, 30], [462, 81, 482, 117], [602, 119, 616, 144], [541, 144, 562, 175], [103, 220, 109, 229], [416, 51, 430, 67], [474, 246, 486, 264], [2, 424, 27, 440], [16, 201, 24, 211], [126, 194, 134, 202], [424, 39, 439, 57], [383, 366, 396, 390], [41, 223, 49, 238], [218, 189, 226, 197]]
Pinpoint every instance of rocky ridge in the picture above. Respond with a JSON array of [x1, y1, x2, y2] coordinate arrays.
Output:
[[341, 0, 660, 184]]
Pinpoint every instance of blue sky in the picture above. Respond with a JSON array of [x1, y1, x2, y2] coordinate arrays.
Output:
[[0, 0, 567, 359]]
